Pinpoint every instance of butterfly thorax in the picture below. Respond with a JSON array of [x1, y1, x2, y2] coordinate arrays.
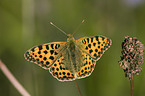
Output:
[[66, 34, 79, 73], [67, 34, 75, 41]]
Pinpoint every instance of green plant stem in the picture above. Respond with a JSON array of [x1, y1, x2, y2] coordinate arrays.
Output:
[[130, 76, 133, 96], [74, 80, 82, 96]]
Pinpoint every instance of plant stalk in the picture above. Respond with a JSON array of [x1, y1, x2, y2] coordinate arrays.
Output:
[[130, 75, 133, 96], [74, 80, 82, 96], [0, 60, 30, 96]]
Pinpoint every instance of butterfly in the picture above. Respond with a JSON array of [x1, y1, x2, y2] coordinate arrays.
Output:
[[24, 23, 112, 82]]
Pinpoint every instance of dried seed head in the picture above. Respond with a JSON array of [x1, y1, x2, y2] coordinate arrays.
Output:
[[119, 36, 144, 80]]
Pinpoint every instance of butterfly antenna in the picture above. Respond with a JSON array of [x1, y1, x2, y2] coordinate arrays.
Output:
[[72, 20, 85, 36], [50, 22, 67, 36]]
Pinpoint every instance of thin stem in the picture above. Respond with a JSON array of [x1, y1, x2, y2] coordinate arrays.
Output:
[[130, 75, 133, 96], [74, 80, 82, 96], [0, 60, 30, 96]]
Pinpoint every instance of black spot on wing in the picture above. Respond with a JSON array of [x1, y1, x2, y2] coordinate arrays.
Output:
[[43, 57, 47, 60], [94, 53, 97, 57], [54, 52, 58, 55], [88, 44, 91, 48], [54, 64, 57, 66], [50, 50, 54, 55], [82, 39, 86, 44], [89, 49, 93, 54], [51, 44, 54, 49], [51, 67, 54, 71], [41, 61, 44, 64], [95, 49, 98, 52], [93, 43, 96, 46], [63, 72, 66, 75], [36, 59, 39, 61], [100, 36, 105, 40], [98, 42, 100, 44], [38, 51, 41, 54], [91, 38, 93, 43], [87, 38, 89, 43], [31, 47, 36, 52], [67, 73, 70, 75], [55, 44, 61, 49], [46, 45, 49, 50], [107, 38, 112, 46], [49, 56, 54, 60], [46, 61, 50, 65], [39, 55, 42, 58], [56, 68, 59, 71], [38, 45, 42, 50], [58, 44, 60, 48], [44, 50, 48, 54], [55, 45, 57, 49], [85, 46, 88, 50], [95, 36, 99, 41]]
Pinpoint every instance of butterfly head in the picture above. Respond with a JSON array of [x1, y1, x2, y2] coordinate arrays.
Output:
[[67, 34, 75, 42]]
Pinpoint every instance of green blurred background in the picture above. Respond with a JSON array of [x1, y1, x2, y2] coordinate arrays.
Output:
[[0, 0, 145, 96]]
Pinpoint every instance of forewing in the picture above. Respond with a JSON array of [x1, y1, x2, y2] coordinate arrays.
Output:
[[76, 36, 112, 61], [24, 42, 66, 69]]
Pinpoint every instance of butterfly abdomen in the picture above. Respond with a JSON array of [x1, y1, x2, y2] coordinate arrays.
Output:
[[67, 40, 78, 72]]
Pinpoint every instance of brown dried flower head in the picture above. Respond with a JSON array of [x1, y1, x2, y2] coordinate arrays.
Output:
[[119, 36, 144, 80]]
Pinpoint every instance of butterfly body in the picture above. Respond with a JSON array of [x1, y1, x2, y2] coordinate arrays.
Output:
[[24, 34, 112, 81]]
